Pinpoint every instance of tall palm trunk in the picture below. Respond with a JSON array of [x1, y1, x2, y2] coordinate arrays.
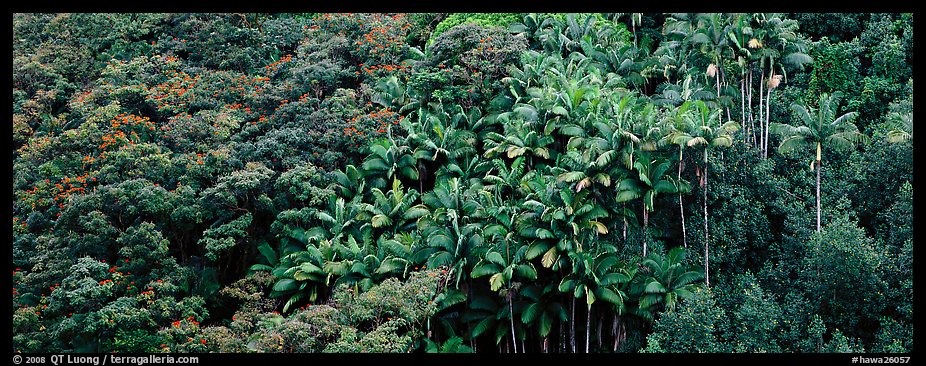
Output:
[[419, 163, 426, 193], [509, 292, 518, 353], [622, 203, 627, 241], [740, 70, 749, 143], [585, 304, 592, 353], [642, 207, 649, 256], [758, 70, 765, 157], [815, 145, 822, 294], [631, 21, 636, 48], [715, 69, 724, 125], [570, 296, 576, 353], [679, 150, 687, 248], [817, 142, 823, 233], [715, 68, 721, 97], [721, 67, 731, 122], [703, 149, 710, 287], [748, 69, 756, 148], [765, 81, 773, 159], [612, 314, 619, 352]]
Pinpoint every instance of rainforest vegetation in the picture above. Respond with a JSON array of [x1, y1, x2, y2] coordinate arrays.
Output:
[[12, 13, 913, 353]]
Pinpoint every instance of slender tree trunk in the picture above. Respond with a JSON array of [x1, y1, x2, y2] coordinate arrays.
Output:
[[419, 163, 425, 193], [748, 70, 756, 148], [570, 296, 576, 353], [716, 71, 725, 125], [703, 149, 710, 287], [509, 293, 518, 353], [764, 76, 769, 158], [759, 70, 765, 158], [765, 84, 772, 159], [631, 15, 637, 48], [642, 208, 649, 257], [585, 304, 592, 353], [622, 208, 627, 242], [740, 74, 749, 143], [680, 192, 688, 249], [620, 315, 627, 351], [612, 314, 619, 352], [715, 69, 721, 96], [816, 143, 822, 233], [679, 151, 687, 249]]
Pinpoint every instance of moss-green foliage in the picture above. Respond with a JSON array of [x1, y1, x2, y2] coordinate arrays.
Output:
[[802, 200, 886, 340], [790, 13, 868, 42], [642, 287, 726, 353], [721, 273, 782, 352], [428, 13, 522, 45], [807, 37, 861, 100], [154, 268, 448, 353], [422, 23, 527, 108]]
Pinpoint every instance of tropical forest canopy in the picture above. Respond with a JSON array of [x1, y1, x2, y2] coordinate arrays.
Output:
[[12, 13, 913, 353]]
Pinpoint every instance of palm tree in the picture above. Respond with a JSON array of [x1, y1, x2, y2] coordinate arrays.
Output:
[[483, 123, 554, 167], [750, 13, 812, 158], [322, 234, 377, 292], [599, 43, 650, 91], [262, 194, 369, 311], [558, 249, 631, 353], [667, 100, 738, 286], [371, 75, 420, 113], [725, 13, 756, 144], [471, 203, 537, 353], [250, 231, 331, 312], [483, 157, 528, 199], [772, 92, 868, 233], [614, 13, 643, 48], [424, 335, 474, 353], [616, 153, 678, 257], [662, 101, 698, 249], [523, 186, 610, 268], [690, 13, 731, 110], [460, 289, 510, 352], [361, 133, 419, 189], [508, 13, 550, 50], [634, 247, 704, 317], [354, 177, 421, 238], [885, 111, 913, 144], [520, 180, 608, 352], [518, 283, 567, 352], [651, 75, 715, 107], [413, 177, 483, 289], [330, 164, 366, 201]]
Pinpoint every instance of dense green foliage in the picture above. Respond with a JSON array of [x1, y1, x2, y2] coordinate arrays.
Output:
[[13, 12, 912, 354]]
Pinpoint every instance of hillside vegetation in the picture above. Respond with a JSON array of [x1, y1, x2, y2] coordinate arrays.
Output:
[[12, 13, 912, 353]]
